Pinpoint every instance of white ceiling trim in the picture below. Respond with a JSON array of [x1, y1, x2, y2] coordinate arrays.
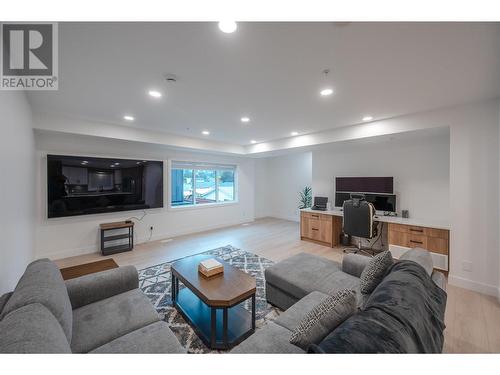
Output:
[[32, 99, 498, 158], [32, 112, 246, 155]]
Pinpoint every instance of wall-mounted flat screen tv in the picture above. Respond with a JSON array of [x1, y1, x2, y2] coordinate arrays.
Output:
[[47, 155, 164, 218], [335, 176, 393, 194]]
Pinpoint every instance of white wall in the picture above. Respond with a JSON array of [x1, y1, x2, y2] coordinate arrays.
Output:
[[34, 131, 255, 260], [448, 100, 500, 297], [0, 92, 35, 294], [312, 130, 450, 222], [254, 152, 312, 222]]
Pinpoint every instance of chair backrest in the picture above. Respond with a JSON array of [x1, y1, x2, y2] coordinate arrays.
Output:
[[342, 194, 376, 239]]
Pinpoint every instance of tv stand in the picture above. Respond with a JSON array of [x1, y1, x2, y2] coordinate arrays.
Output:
[[100, 221, 134, 255]]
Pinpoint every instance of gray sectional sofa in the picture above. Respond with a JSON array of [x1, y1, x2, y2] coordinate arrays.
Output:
[[233, 248, 447, 353], [0, 259, 185, 353]]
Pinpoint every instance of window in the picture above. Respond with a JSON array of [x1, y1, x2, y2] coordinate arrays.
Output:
[[170, 161, 236, 207]]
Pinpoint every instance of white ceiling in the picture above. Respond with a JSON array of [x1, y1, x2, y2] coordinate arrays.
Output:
[[28, 22, 500, 146]]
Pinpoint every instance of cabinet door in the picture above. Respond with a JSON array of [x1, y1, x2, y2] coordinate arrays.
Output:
[[319, 219, 333, 245], [388, 230, 409, 247]]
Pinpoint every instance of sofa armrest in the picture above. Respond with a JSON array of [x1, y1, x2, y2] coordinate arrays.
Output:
[[65, 266, 139, 309], [431, 270, 447, 292], [341, 254, 371, 278]]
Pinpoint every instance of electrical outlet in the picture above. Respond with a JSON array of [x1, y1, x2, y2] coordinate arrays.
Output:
[[462, 261, 472, 272]]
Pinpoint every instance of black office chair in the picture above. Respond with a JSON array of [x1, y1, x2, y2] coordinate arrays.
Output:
[[342, 193, 378, 255]]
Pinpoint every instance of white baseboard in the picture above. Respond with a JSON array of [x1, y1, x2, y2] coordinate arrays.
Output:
[[37, 218, 255, 260], [448, 274, 499, 297], [267, 214, 300, 222]]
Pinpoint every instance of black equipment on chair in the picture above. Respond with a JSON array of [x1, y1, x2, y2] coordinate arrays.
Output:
[[342, 193, 378, 254]]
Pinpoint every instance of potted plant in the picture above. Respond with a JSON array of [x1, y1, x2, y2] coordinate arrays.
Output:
[[298, 186, 312, 209]]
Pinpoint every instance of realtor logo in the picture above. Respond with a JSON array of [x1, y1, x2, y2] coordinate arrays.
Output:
[[1, 22, 58, 90]]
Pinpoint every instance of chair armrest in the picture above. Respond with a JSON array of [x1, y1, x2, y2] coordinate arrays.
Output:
[[65, 266, 139, 309], [431, 270, 447, 292], [341, 254, 371, 278]]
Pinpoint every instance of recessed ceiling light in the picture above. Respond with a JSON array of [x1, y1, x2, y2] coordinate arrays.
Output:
[[320, 88, 334, 96], [218, 21, 237, 34], [110, 165, 115, 167], [114, 163, 120, 165], [148, 90, 162, 98], [81, 160, 88, 164], [241, 117, 250, 123], [123, 115, 134, 121], [202, 130, 210, 135], [250, 140, 257, 144], [136, 162, 141, 164], [291, 131, 299, 136], [362, 115, 373, 122]]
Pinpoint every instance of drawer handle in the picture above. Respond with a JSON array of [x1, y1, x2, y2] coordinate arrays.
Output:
[[410, 229, 423, 233], [311, 215, 319, 218], [410, 240, 423, 244], [312, 228, 319, 231]]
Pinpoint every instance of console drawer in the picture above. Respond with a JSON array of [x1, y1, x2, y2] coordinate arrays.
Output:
[[407, 234, 427, 249]]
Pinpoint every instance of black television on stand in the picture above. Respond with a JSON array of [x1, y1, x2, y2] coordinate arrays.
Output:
[[335, 176, 396, 213], [47, 155, 164, 218]]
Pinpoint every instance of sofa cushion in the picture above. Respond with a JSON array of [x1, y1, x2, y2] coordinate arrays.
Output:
[[312, 260, 447, 353], [0, 303, 71, 353], [399, 247, 433, 276], [265, 253, 344, 300], [0, 292, 13, 314], [359, 251, 393, 294], [71, 289, 159, 353], [274, 291, 329, 331], [231, 322, 304, 354], [290, 289, 356, 350], [90, 321, 185, 353], [0, 259, 73, 341]]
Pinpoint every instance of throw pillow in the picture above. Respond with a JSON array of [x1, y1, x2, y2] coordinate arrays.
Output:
[[289, 289, 356, 350], [359, 250, 394, 294]]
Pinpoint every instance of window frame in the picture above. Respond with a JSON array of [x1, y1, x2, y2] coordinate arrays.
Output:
[[168, 160, 238, 210]]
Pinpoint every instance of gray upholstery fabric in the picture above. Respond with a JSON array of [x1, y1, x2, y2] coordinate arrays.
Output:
[[231, 322, 304, 354], [274, 291, 329, 331], [0, 258, 73, 341], [65, 266, 139, 309], [71, 289, 159, 353], [342, 253, 371, 278], [265, 253, 342, 300], [0, 292, 13, 314], [290, 289, 356, 350], [0, 303, 71, 353], [90, 321, 186, 354], [399, 248, 433, 276], [432, 271, 447, 291], [359, 251, 394, 294], [265, 283, 300, 311], [312, 261, 447, 353]]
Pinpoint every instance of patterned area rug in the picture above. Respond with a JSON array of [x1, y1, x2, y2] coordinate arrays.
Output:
[[138, 245, 281, 353]]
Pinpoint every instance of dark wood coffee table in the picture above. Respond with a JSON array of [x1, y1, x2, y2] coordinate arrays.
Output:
[[171, 254, 256, 350]]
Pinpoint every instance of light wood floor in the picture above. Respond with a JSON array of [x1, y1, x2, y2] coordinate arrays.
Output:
[[55, 217, 500, 353]]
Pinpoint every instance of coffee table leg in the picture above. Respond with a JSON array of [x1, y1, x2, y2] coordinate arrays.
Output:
[[223, 307, 228, 347], [211, 307, 217, 348], [251, 294, 256, 331], [171, 273, 176, 304]]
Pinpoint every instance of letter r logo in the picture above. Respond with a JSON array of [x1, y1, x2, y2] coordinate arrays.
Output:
[[2, 23, 53, 76]]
